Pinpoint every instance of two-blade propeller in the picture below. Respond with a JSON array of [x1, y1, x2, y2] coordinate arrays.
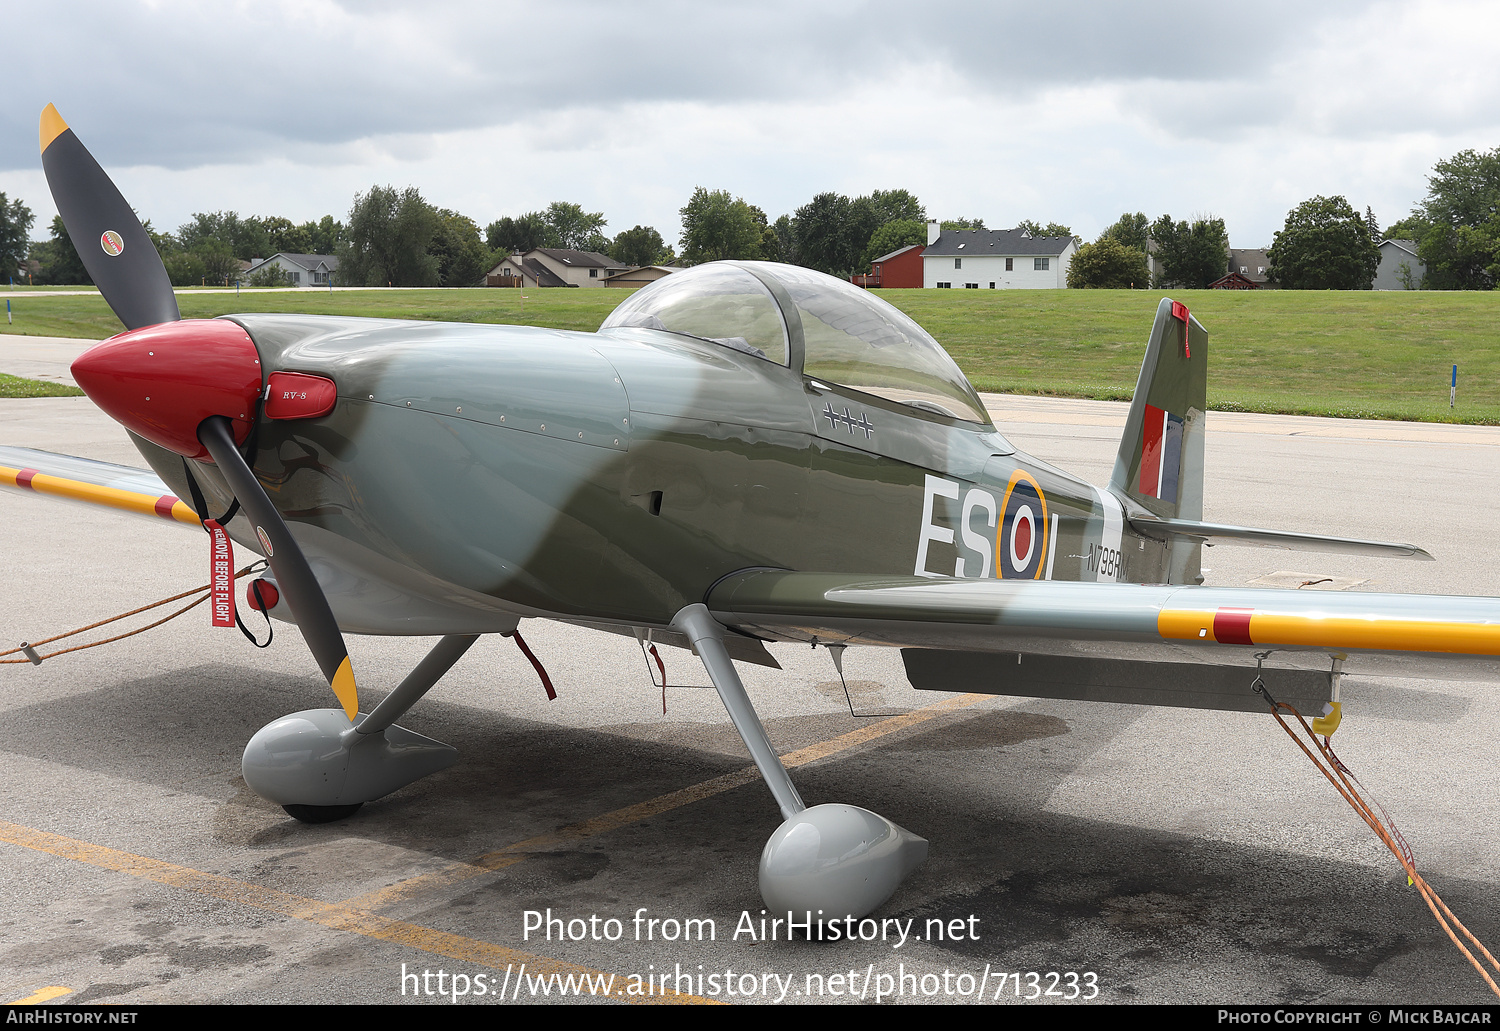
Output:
[[41, 104, 359, 721]]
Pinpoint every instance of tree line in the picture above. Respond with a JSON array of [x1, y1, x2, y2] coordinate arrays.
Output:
[[5, 208, 347, 288], [5, 144, 1494, 289], [1383, 147, 1500, 290], [1, 179, 1074, 289], [1066, 146, 1500, 291], [1068, 202, 1382, 291]]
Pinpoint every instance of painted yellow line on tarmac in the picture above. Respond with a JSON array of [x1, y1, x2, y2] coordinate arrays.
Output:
[[0, 820, 712, 1006], [778, 691, 988, 766], [341, 692, 991, 912], [8, 986, 72, 1004]]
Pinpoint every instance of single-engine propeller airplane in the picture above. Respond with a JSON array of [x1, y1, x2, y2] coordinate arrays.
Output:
[[8, 104, 1500, 922]]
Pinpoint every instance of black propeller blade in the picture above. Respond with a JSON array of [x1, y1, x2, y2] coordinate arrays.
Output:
[[39, 103, 179, 331], [44, 104, 359, 721], [199, 417, 359, 720]]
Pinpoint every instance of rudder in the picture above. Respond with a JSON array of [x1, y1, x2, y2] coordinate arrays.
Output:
[[1110, 298, 1208, 583]]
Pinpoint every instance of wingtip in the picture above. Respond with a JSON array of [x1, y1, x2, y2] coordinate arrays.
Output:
[[39, 104, 69, 154]]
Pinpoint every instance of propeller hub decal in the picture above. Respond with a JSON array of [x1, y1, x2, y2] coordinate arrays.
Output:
[[100, 230, 124, 256]]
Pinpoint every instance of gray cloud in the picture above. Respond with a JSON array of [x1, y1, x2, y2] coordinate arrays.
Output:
[[2, 1, 1380, 171], [4, 0, 1494, 249]]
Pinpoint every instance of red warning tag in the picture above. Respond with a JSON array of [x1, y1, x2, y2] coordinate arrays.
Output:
[[206, 519, 235, 627], [1171, 301, 1191, 358]]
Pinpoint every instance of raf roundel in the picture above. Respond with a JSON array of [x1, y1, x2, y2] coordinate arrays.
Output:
[[100, 230, 124, 256], [997, 470, 1049, 579]]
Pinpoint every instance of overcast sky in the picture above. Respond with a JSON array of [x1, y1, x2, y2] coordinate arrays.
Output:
[[4, 1, 1498, 250]]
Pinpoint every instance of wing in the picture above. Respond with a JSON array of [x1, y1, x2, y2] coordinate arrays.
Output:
[[0, 445, 199, 525], [707, 570, 1500, 713]]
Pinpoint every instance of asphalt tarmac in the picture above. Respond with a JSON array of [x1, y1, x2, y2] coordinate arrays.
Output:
[[2, 337, 1499, 1006]]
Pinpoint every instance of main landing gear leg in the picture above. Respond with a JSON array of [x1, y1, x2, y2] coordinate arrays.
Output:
[[243, 634, 481, 822], [671, 604, 926, 920]]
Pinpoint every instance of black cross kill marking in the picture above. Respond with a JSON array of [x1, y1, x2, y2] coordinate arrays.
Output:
[[822, 400, 874, 438]]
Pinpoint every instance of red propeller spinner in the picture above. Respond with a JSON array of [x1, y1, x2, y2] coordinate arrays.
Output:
[[70, 320, 263, 460]]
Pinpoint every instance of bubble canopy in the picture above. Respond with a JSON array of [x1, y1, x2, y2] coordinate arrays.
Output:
[[600, 261, 990, 425]]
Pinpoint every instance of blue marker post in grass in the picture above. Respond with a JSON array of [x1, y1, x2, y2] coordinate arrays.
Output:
[[1452, 364, 1458, 409], [6, 298, 11, 324]]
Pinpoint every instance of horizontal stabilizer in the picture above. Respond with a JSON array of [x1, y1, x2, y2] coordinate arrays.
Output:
[[1128, 516, 1433, 560]]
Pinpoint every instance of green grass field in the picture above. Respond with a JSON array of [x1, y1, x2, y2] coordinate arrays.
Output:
[[3, 285, 1496, 422], [2, 284, 104, 291], [0, 287, 626, 339], [0, 373, 84, 398], [892, 289, 1500, 423]]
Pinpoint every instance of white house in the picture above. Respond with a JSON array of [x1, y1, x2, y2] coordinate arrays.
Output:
[[484, 248, 627, 288], [243, 253, 339, 287], [921, 224, 1076, 289]]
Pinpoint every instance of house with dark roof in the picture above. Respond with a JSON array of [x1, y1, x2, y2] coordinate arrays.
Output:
[[484, 248, 627, 288], [922, 224, 1075, 289], [243, 253, 339, 287], [1374, 239, 1424, 290], [486, 254, 560, 288], [1212, 248, 1273, 289]]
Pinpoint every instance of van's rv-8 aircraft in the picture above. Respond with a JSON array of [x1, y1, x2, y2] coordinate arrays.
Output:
[[8, 104, 1500, 922]]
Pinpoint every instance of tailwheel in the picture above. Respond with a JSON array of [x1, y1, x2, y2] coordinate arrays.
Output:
[[282, 803, 363, 824]]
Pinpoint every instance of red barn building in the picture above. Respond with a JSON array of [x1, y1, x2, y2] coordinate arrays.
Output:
[[852, 244, 925, 289]]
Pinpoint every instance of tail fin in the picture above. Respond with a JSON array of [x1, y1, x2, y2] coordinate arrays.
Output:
[[1110, 298, 1208, 583]]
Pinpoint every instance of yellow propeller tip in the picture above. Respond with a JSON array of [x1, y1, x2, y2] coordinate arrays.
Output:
[[332, 655, 359, 722], [39, 104, 69, 155]]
